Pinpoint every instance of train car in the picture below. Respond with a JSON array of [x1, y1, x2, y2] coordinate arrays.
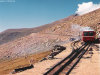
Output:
[[82, 31, 96, 42]]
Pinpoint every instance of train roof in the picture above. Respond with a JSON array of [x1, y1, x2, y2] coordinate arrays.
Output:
[[83, 31, 95, 32]]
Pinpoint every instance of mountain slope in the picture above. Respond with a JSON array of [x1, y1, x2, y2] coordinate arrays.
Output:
[[0, 15, 75, 45], [40, 8, 100, 35], [0, 8, 100, 61]]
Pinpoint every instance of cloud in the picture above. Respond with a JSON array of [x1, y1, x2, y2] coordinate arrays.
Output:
[[76, 2, 100, 15]]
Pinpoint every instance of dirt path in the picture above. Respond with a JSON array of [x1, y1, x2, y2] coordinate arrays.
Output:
[[8, 43, 72, 75]]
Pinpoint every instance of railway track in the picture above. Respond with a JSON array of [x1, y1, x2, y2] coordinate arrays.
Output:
[[44, 41, 91, 75], [71, 40, 82, 50]]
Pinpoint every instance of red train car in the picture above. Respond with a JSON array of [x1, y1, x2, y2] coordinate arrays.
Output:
[[82, 31, 96, 42]]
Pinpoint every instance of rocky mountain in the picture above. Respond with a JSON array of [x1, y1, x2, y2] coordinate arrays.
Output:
[[0, 15, 75, 45], [0, 8, 100, 61], [40, 8, 100, 35]]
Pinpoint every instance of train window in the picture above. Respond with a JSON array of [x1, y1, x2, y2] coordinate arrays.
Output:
[[83, 32, 88, 36], [89, 32, 94, 36]]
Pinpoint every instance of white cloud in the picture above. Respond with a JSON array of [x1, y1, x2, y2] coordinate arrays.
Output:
[[76, 2, 100, 15]]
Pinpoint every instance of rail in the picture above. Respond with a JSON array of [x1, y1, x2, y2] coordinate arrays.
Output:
[[44, 41, 90, 75]]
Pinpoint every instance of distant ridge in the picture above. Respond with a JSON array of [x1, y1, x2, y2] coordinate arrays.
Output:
[[0, 15, 76, 45]]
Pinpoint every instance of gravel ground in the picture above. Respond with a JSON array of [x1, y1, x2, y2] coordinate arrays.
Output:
[[8, 43, 72, 75], [8, 43, 100, 75], [70, 44, 100, 75]]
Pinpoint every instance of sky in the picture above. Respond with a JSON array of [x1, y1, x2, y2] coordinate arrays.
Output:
[[0, 0, 100, 32]]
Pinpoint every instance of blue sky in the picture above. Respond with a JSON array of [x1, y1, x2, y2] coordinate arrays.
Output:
[[0, 0, 100, 32]]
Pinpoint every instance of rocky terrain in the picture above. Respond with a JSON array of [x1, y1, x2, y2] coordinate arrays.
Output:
[[0, 24, 54, 45], [0, 14, 77, 61], [0, 33, 70, 61], [0, 8, 100, 61], [40, 8, 100, 35], [0, 15, 75, 45], [0, 8, 100, 75]]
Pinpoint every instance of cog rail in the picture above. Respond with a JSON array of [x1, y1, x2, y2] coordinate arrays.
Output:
[[44, 42, 90, 75]]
